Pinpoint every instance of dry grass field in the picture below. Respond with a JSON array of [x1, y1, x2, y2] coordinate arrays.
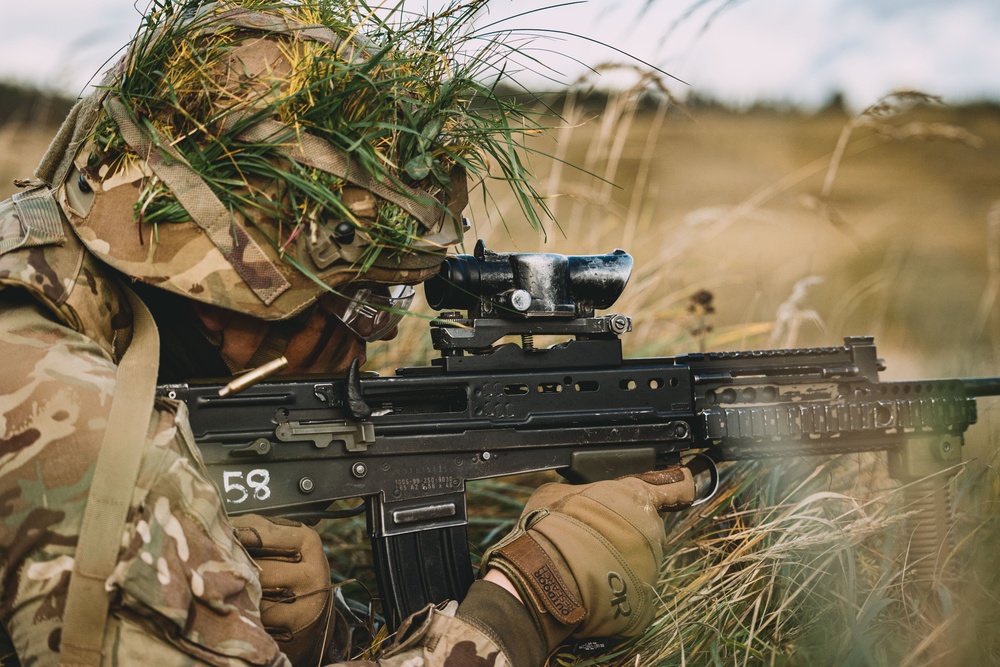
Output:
[[3, 88, 999, 665]]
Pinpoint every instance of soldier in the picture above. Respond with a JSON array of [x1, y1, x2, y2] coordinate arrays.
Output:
[[0, 2, 694, 665]]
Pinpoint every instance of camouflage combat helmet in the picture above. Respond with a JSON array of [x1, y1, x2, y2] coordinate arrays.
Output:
[[38, 0, 545, 321]]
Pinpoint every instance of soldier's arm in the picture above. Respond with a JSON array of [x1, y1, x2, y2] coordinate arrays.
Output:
[[334, 581, 543, 667], [337, 470, 696, 667], [234, 511, 544, 666], [0, 297, 288, 667]]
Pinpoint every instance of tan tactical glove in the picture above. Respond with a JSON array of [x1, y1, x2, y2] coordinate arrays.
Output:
[[482, 466, 696, 651], [231, 514, 336, 667]]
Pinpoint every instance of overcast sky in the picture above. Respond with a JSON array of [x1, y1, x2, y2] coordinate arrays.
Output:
[[3, 0, 998, 110]]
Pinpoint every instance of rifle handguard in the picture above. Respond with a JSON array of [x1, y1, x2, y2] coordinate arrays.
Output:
[[482, 466, 695, 651]]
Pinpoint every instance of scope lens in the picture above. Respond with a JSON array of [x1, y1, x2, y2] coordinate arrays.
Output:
[[425, 255, 481, 310]]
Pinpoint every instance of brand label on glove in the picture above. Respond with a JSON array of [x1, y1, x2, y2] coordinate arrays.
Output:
[[608, 572, 632, 619]]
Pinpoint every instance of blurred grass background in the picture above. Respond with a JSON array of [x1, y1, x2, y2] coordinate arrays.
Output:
[[2, 81, 999, 665]]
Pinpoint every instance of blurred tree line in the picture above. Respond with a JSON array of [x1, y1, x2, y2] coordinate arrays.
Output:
[[0, 82, 73, 127]]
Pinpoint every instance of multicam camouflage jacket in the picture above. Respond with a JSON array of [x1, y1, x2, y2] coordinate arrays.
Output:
[[0, 184, 288, 665], [0, 186, 531, 666]]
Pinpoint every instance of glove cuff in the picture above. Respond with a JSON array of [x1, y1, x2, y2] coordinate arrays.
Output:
[[456, 580, 547, 667], [484, 532, 585, 652], [491, 533, 585, 625]]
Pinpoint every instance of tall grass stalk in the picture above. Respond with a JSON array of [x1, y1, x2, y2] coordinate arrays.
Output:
[[975, 201, 1000, 340]]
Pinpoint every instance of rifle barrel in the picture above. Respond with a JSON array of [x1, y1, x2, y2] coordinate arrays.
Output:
[[963, 377, 1000, 397]]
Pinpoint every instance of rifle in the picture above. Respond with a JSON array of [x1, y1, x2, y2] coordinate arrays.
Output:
[[159, 240, 1000, 628]]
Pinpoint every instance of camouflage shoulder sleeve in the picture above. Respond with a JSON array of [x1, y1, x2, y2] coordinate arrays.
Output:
[[0, 296, 287, 667], [336, 581, 544, 667]]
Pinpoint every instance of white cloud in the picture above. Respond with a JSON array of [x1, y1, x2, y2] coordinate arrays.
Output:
[[819, 2, 1000, 107], [1, 4, 138, 93]]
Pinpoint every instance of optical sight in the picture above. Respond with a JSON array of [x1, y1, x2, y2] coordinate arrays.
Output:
[[425, 240, 633, 318]]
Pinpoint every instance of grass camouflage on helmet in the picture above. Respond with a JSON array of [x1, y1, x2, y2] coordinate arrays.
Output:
[[55, 0, 550, 320]]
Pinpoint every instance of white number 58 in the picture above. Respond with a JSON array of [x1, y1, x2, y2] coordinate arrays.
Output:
[[223, 469, 272, 504]]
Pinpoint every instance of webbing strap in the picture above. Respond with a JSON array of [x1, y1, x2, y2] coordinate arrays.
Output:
[[103, 96, 292, 306], [59, 287, 160, 667], [234, 119, 444, 232], [210, 6, 359, 57]]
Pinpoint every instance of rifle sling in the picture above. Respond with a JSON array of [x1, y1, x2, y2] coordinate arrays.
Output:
[[59, 286, 160, 666]]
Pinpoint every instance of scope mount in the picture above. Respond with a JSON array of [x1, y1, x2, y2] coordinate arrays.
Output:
[[430, 310, 632, 351], [422, 240, 634, 366]]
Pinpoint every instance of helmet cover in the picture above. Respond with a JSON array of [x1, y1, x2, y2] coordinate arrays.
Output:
[[52, 1, 539, 320]]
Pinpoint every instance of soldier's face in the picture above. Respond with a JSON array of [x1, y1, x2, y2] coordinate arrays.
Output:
[[193, 303, 367, 374], [275, 306, 369, 374]]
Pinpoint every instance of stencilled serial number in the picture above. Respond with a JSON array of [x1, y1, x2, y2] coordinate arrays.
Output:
[[222, 469, 271, 504]]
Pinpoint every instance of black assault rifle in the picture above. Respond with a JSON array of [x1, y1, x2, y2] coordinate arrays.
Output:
[[159, 240, 1000, 628]]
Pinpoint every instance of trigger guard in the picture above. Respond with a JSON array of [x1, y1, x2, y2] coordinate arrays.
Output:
[[683, 453, 720, 507]]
